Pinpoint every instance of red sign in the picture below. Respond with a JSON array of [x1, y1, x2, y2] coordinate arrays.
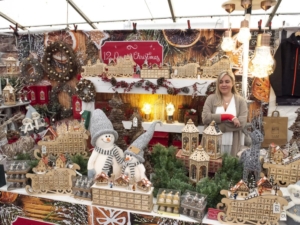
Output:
[[13, 217, 56, 225], [101, 41, 163, 67]]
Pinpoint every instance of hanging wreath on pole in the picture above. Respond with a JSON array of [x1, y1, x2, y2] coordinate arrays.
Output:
[[75, 79, 96, 102], [42, 41, 77, 83], [20, 57, 44, 84]]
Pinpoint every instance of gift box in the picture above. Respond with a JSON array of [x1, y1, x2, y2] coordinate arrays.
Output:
[[149, 131, 169, 147], [72, 95, 82, 119], [208, 158, 223, 174], [95, 101, 112, 116], [207, 208, 224, 220]]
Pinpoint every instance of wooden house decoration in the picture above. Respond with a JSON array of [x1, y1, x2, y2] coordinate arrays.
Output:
[[181, 119, 200, 156], [230, 179, 249, 198], [41, 127, 58, 141], [263, 155, 300, 187], [273, 148, 285, 164], [189, 145, 209, 183], [202, 120, 222, 159], [201, 56, 231, 79], [82, 59, 107, 77], [106, 55, 136, 78], [32, 158, 48, 173], [140, 63, 170, 79], [171, 63, 200, 78], [257, 176, 273, 194], [3, 57, 19, 76], [55, 154, 66, 168], [3, 79, 16, 105]]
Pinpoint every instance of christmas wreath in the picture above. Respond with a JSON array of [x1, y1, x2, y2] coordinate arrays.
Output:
[[75, 79, 96, 102], [49, 84, 74, 119], [20, 57, 44, 84], [42, 41, 77, 82]]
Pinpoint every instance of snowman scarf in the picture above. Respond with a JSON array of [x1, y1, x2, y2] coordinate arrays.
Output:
[[94, 145, 123, 173], [121, 161, 141, 178]]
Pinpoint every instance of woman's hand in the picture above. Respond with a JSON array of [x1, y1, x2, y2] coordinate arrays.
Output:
[[232, 117, 241, 127]]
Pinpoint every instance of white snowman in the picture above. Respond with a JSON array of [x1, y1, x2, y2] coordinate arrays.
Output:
[[87, 109, 124, 179], [120, 121, 161, 183]]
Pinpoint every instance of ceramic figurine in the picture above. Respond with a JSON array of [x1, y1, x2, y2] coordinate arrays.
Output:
[[120, 121, 161, 183], [166, 206, 172, 212], [173, 207, 179, 214], [166, 191, 173, 204], [159, 190, 166, 203], [173, 191, 180, 204], [87, 109, 124, 179]]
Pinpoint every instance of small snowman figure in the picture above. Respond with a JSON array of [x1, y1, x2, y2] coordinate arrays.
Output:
[[120, 121, 162, 184], [87, 109, 124, 179], [286, 181, 300, 224]]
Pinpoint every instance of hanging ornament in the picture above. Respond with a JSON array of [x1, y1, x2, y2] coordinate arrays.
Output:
[[21, 57, 44, 84], [75, 79, 96, 102]]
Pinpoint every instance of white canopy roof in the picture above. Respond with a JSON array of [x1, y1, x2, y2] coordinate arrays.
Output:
[[0, 0, 298, 34]]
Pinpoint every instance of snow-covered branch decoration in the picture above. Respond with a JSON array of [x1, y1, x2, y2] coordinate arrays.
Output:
[[101, 76, 207, 96]]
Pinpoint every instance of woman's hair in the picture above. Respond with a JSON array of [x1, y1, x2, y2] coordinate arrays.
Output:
[[214, 71, 239, 106]]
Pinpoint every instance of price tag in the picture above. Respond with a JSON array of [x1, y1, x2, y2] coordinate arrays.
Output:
[[42, 145, 47, 154], [280, 210, 287, 221], [273, 202, 281, 214]]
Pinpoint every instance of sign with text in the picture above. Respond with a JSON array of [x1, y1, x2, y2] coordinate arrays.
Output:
[[101, 41, 163, 67], [13, 217, 56, 225]]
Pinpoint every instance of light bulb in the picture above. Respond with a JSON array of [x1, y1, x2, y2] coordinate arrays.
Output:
[[221, 30, 235, 52], [249, 46, 275, 78], [237, 20, 251, 44], [142, 103, 151, 115], [237, 27, 251, 44], [249, 33, 276, 78]]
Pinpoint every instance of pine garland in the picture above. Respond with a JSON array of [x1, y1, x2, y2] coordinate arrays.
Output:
[[102, 76, 207, 96]]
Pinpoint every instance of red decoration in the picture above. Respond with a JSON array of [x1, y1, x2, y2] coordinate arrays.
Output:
[[101, 41, 163, 67], [12, 217, 56, 225], [72, 95, 82, 119], [27, 86, 37, 105], [36, 84, 51, 105]]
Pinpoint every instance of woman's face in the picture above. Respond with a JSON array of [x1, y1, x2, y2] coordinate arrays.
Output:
[[219, 74, 233, 95]]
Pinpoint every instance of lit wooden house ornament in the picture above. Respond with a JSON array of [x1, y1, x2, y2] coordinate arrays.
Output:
[[181, 119, 200, 156], [189, 145, 210, 183], [3, 79, 16, 105], [4, 57, 19, 76], [202, 120, 222, 159]]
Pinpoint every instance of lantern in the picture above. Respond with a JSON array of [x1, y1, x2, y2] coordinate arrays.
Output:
[[181, 119, 200, 156], [3, 79, 16, 106], [189, 145, 210, 183], [166, 102, 175, 123], [202, 120, 222, 159], [3, 57, 19, 76]]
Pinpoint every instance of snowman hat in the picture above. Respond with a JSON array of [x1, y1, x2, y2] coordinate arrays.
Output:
[[90, 109, 118, 147], [25, 105, 37, 119], [288, 180, 300, 193], [124, 120, 162, 163]]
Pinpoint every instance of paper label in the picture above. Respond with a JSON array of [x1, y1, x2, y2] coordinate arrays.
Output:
[[42, 145, 47, 154], [273, 202, 281, 214], [280, 210, 287, 221]]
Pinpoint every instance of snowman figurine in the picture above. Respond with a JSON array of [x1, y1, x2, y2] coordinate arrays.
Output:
[[120, 121, 161, 184], [87, 109, 124, 179]]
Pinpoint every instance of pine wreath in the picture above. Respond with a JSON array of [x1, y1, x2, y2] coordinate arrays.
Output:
[[75, 79, 96, 102], [42, 41, 77, 82], [20, 57, 44, 84]]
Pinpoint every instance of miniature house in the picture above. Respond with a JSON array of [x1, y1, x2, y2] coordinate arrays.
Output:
[[56, 155, 66, 168], [189, 145, 210, 183], [202, 120, 222, 159], [3, 79, 16, 105], [181, 119, 200, 156], [269, 143, 286, 164], [257, 177, 273, 194], [3, 57, 19, 76], [42, 127, 58, 141], [230, 180, 249, 198]]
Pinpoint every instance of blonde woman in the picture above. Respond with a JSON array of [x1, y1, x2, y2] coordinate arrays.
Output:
[[202, 71, 248, 156]]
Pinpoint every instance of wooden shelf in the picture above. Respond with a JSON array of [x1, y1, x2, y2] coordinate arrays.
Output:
[[86, 77, 215, 96]]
